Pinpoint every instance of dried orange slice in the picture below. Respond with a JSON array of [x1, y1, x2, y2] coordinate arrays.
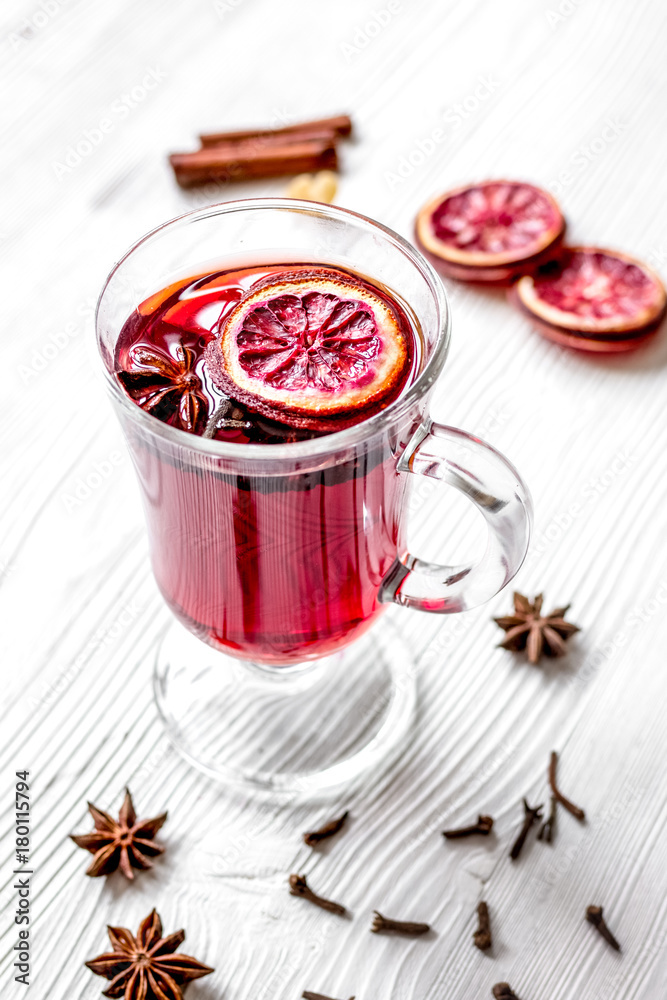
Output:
[[416, 180, 565, 283], [205, 268, 412, 428], [511, 247, 667, 351]]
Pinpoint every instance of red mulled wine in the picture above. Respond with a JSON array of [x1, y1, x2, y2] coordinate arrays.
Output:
[[115, 263, 421, 663]]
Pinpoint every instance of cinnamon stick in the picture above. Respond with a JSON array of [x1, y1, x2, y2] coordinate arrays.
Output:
[[199, 113, 352, 147], [169, 138, 338, 188], [196, 128, 340, 155]]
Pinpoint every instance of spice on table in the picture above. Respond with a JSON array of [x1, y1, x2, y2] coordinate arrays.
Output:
[[443, 814, 494, 839], [70, 788, 167, 879], [492, 984, 521, 999], [371, 911, 431, 936], [169, 138, 338, 188], [493, 592, 580, 665], [118, 343, 208, 435], [586, 905, 621, 951], [85, 908, 213, 999], [302, 992, 355, 1000], [537, 795, 557, 842], [548, 750, 586, 821], [286, 170, 338, 203], [202, 398, 252, 438], [473, 901, 493, 950], [289, 874, 347, 915], [199, 113, 353, 147], [199, 127, 340, 155], [303, 810, 349, 846], [509, 798, 543, 860], [170, 113, 353, 188]]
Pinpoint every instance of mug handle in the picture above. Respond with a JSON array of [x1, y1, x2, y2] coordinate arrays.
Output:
[[380, 420, 532, 613]]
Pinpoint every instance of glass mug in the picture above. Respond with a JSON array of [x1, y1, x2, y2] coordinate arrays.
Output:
[[96, 200, 531, 795]]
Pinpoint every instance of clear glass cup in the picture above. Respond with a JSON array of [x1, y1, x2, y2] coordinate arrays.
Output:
[[96, 199, 532, 796]]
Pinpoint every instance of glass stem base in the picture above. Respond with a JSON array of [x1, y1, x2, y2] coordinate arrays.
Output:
[[153, 617, 417, 797]]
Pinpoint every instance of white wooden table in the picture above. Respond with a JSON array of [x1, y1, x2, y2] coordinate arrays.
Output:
[[2, 0, 667, 997]]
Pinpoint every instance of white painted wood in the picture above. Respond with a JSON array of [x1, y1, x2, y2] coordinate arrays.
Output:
[[2, 0, 667, 997]]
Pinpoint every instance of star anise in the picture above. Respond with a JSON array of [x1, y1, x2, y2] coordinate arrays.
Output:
[[70, 789, 167, 879], [117, 342, 208, 433], [494, 592, 580, 665], [86, 908, 214, 1000]]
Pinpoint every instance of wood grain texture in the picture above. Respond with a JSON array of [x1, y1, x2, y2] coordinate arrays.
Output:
[[2, 0, 667, 997]]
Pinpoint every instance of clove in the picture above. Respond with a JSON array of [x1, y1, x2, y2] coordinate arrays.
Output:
[[473, 900, 492, 950], [549, 751, 585, 821], [509, 798, 543, 860], [202, 398, 252, 438], [288, 874, 346, 915], [302, 993, 355, 1000], [492, 984, 521, 999], [586, 905, 621, 951], [443, 814, 494, 839], [537, 795, 557, 843], [371, 911, 430, 936], [303, 810, 349, 847]]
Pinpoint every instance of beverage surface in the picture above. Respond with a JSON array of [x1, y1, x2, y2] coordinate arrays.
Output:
[[115, 263, 419, 443]]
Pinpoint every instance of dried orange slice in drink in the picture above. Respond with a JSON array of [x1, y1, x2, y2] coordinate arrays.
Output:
[[205, 268, 412, 429], [510, 247, 667, 352], [416, 180, 565, 283]]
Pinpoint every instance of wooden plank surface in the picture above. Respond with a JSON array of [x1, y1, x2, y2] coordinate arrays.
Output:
[[2, 0, 667, 997]]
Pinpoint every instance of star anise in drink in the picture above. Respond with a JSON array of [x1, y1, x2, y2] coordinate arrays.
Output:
[[86, 908, 214, 999], [70, 789, 167, 879], [117, 342, 208, 433], [494, 592, 580, 664]]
